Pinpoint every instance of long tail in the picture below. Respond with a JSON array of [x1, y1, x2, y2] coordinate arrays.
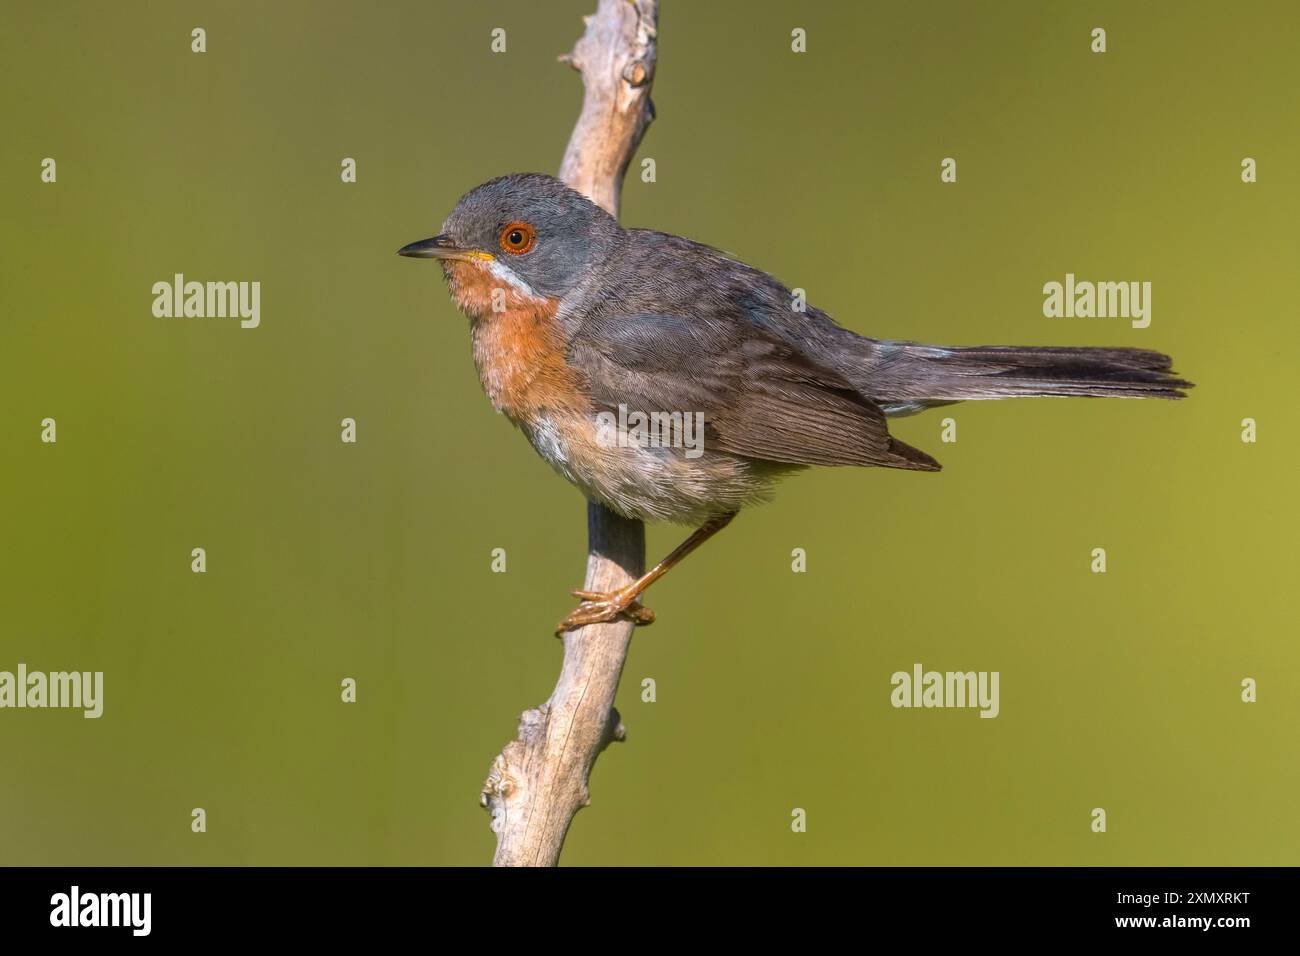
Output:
[[863, 342, 1192, 414]]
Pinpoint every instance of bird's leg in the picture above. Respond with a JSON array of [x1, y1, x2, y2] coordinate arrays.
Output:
[[556, 512, 738, 634]]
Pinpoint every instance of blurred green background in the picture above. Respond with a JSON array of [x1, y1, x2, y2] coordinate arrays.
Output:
[[2, 0, 1297, 866]]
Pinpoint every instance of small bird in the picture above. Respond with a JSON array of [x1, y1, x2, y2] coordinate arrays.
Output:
[[400, 173, 1191, 633]]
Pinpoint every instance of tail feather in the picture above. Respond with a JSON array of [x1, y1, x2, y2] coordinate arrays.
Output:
[[869, 343, 1192, 411]]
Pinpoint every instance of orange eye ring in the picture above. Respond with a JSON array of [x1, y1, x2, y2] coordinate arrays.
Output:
[[499, 221, 536, 255]]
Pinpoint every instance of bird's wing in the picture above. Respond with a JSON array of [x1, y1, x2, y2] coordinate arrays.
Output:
[[569, 312, 940, 471]]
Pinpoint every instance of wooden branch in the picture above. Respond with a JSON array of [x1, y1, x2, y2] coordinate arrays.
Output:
[[557, 0, 658, 218], [479, 0, 658, 868]]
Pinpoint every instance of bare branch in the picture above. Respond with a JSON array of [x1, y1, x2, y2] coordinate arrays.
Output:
[[480, 0, 658, 868]]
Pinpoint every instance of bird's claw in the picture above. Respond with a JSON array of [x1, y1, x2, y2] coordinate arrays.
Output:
[[555, 588, 656, 635]]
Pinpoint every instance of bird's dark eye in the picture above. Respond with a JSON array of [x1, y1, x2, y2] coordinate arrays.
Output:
[[499, 221, 536, 255]]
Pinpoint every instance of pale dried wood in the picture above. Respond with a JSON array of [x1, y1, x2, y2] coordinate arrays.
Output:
[[479, 0, 659, 868]]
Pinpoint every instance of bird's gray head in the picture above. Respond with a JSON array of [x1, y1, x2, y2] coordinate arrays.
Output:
[[398, 173, 619, 300]]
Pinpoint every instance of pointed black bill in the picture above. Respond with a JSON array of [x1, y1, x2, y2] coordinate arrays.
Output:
[[397, 234, 486, 260]]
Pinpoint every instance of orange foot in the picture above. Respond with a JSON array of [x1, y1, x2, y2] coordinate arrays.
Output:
[[556, 586, 656, 635]]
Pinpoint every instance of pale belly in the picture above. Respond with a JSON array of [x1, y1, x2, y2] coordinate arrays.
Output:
[[517, 409, 790, 525]]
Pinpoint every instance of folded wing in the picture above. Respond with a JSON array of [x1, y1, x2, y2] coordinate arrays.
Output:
[[569, 312, 940, 471]]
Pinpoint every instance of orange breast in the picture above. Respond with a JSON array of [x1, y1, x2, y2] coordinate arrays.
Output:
[[444, 260, 586, 424]]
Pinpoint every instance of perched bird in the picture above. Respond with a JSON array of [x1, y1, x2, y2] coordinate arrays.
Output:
[[400, 173, 1191, 633]]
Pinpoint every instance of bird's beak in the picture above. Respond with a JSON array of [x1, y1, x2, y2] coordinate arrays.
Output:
[[396, 234, 494, 262]]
